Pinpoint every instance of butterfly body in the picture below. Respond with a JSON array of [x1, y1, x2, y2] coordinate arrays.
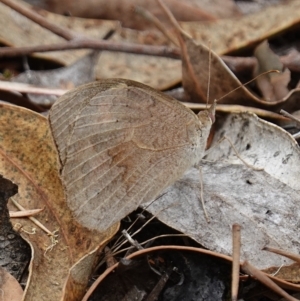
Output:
[[49, 79, 213, 231]]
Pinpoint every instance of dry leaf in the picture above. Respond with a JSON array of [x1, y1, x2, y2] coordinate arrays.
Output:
[[96, 27, 181, 89], [158, 0, 260, 105], [12, 51, 99, 106], [31, 0, 237, 29], [179, 32, 259, 104], [181, 0, 300, 55], [0, 0, 118, 65], [0, 266, 23, 301], [144, 112, 300, 271], [166, 7, 300, 111], [264, 263, 300, 284], [0, 104, 118, 301]]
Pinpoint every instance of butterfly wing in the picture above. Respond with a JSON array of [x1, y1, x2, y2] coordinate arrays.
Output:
[[49, 79, 210, 231]]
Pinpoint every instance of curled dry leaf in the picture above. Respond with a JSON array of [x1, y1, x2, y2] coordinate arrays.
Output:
[[176, 15, 300, 111], [144, 112, 300, 271], [254, 40, 290, 101], [0, 104, 118, 301]]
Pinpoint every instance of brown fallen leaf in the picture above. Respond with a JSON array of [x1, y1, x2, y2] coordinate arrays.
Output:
[[30, 0, 241, 30], [0, 104, 118, 301], [0, 0, 118, 65], [242, 261, 299, 301], [0, 266, 23, 301], [91, 0, 300, 94], [159, 0, 300, 112], [157, 0, 260, 105], [181, 0, 300, 55]]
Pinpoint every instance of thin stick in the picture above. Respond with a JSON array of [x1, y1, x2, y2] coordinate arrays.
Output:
[[263, 246, 300, 264], [280, 109, 300, 128], [9, 208, 43, 218], [10, 197, 55, 237], [231, 224, 241, 301], [293, 131, 300, 139], [0, 40, 181, 59], [183, 103, 287, 121], [0, 80, 67, 96]]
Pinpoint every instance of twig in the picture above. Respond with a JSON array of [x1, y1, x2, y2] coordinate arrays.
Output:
[[184, 103, 287, 121], [280, 109, 300, 128], [10, 197, 55, 237], [0, 0, 77, 40], [9, 208, 43, 217], [231, 224, 241, 301], [263, 246, 300, 264], [0, 39, 181, 59], [0, 80, 67, 96]]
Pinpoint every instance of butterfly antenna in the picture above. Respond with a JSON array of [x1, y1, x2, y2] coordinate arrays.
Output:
[[206, 41, 212, 109], [216, 69, 280, 103]]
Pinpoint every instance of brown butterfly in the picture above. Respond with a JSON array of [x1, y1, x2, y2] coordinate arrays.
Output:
[[49, 79, 215, 231]]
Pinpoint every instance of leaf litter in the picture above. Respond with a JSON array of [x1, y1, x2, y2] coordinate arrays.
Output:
[[0, 104, 118, 301], [143, 112, 300, 271], [1, 0, 300, 300]]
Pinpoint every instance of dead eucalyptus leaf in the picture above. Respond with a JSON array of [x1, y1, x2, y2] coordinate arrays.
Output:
[[179, 32, 259, 104], [180, 0, 300, 55], [0, 266, 23, 301], [35, 0, 241, 29], [0, 104, 118, 301], [264, 263, 300, 284], [158, 0, 260, 105], [144, 112, 300, 271], [254, 40, 290, 101], [96, 28, 181, 89], [48, 79, 214, 232], [169, 11, 300, 111], [0, 1, 118, 65], [97, 51, 181, 90]]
